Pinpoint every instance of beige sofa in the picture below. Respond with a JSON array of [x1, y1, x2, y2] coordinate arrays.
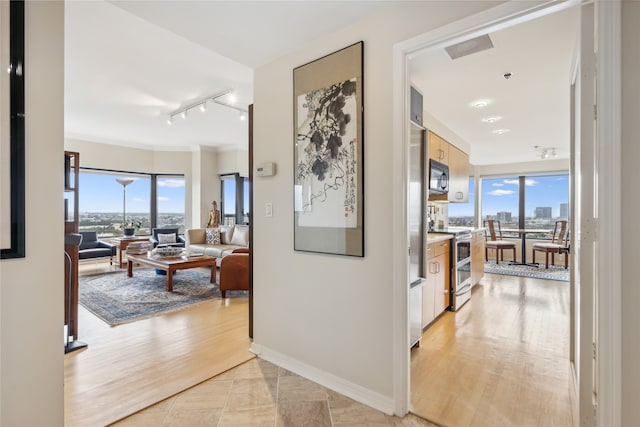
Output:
[[186, 225, 249, 259]]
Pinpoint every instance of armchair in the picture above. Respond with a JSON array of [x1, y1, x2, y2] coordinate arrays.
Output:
[[150, 228, 186, 248], [78, 231, 116, 264], [219, 248, 249, 298]]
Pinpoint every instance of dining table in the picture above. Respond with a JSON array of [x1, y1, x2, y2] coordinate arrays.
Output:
[[501, 228, 550, 266]]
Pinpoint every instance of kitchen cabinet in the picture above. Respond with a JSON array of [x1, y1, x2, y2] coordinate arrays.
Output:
[[427, 130, 449, 164], [423, 239, 450, 328], [471, 229, 485, 286], [427, 130, 470, 203], [447, 145, 470, 203]]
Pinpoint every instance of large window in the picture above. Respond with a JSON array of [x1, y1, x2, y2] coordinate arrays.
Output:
[[448, 177, 475, 227], [480, 172, 569, 236], [79, 169, 186, 236], [156, 176, 185, 233]]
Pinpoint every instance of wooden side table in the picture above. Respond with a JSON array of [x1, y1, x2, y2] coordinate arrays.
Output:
[[108, 236, 152, 268]]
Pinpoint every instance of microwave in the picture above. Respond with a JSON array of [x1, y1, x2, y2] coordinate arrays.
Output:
[[429, 159, 449, 194]]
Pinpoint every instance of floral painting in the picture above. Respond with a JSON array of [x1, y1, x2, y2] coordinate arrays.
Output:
[[295, 78, 357, 228], [293, 41, 363, 257]]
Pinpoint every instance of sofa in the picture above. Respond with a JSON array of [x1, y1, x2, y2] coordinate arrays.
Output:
[[78, 231, 117, 264], [186, 225, 249, 259]]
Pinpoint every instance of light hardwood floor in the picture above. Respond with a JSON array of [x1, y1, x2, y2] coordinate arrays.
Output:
[[411, 272, 573, 426], [65, 261, 254, 427]]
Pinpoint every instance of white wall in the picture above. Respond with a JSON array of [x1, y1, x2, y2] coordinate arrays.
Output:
[[217, 148, 248, 176], [621, 0, 639, 423], [0, 2, 64, 424], [252, 1, 501, 410]]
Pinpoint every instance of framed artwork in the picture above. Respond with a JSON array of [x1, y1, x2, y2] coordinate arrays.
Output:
[[293, 41, 364, 257], [1, 0, 25, 259]]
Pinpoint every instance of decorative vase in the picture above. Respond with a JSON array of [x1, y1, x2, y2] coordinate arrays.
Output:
[[123, 228, 135, 236]]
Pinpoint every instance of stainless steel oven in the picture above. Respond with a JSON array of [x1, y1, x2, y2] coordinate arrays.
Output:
[[453, 232, 472, 310]]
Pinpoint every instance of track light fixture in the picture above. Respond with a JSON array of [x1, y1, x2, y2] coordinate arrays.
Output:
[[534, 146, 558, 160], [167, 88, 248, 125]]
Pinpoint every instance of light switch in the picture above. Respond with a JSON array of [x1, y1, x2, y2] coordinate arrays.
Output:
[[265, 202, 273, 217]]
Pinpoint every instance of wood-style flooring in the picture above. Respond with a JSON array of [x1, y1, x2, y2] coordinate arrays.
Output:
[[411, 272, 573, 426], [65, 261, 254, 427]]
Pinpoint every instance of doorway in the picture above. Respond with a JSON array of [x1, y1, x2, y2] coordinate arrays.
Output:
[[391, 0, 603, 422]]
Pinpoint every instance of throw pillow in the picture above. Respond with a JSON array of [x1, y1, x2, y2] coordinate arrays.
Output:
[[205, 228, 221, 245], [229, 225, 249, 246], [219, 225, 234, 244], [157, 233, 177, 244]]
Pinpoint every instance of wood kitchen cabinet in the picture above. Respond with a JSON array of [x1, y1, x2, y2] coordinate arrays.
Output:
[[471, 229, 485, 286], [423, 239, 450, 328], [447, 145, 470, 203], [427, 130, 470, 203], [427, 130, 449, 164]]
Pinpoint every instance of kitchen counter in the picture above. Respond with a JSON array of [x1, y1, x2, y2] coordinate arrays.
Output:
[[427, 233, 454, 243]]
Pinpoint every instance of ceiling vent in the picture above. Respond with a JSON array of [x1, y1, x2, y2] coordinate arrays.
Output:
[[445, 34, 494, 60]]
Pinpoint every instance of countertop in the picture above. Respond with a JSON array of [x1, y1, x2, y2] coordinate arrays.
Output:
[[426, 233, 454, 244]]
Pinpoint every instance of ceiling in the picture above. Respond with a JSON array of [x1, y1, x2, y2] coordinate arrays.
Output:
[[64, 1, 393, 151], [65, 2, 579, 163], [409, 6, 579, 166]]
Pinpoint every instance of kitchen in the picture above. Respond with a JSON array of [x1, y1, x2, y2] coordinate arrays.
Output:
[[408, 112, 485, 349], [404, 7, 577, 425]]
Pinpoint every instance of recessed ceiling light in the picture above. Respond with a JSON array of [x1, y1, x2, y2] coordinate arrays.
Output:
[[228, 94, 237, 104], [471, 99, 490, 108], [481, 116, 501, 123], [492, 129, 510, 135]]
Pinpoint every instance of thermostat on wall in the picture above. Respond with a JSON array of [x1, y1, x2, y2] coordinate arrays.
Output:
[[256, 162, 275, 177]]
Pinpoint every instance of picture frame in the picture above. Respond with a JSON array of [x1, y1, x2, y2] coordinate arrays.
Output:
[[293, 41, 364, 257], [1, 0, 26, 259]]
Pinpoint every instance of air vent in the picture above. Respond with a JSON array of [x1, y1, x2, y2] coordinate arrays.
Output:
[[445, 34, 494, 60]]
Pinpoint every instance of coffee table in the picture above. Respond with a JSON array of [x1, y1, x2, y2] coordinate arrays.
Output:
[[126, 253, 216, 292]]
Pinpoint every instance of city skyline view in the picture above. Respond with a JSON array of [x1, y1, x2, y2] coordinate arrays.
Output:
[[449, 174, 569, 220]]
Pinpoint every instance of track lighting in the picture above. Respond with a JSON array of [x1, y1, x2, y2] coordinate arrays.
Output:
[[534, 146, 558, 160], [166, 88, 248, 125]]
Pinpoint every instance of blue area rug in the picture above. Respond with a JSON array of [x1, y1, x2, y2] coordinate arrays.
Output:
[[460, 261, 569, 282], [79, 268, 244, 326]]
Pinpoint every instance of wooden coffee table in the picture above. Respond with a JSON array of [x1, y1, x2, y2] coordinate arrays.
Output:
[[126, 253, 216, 292]]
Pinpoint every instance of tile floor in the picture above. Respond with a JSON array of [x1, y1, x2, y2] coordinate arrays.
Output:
[[111, 358, 438, 427]]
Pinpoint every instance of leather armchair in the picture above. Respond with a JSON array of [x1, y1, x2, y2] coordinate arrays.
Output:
[[219, 248, 249, 298], [150, 227, 186, 248]]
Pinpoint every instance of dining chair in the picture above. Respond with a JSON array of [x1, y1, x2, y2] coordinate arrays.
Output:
[[484, 220, 517, 264], [531, 220, 569, 269]]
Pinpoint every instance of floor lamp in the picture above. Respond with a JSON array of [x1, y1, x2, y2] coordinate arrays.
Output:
[[116, 178, 134, 234], [65, 232, 87, 354]]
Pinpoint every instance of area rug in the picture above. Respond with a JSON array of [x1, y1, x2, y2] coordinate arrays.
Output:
[[79, 268, 229, 326], [460, 261, 569, 282]]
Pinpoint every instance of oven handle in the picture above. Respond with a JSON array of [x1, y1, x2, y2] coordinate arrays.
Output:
[[455, 282, 472, 296]]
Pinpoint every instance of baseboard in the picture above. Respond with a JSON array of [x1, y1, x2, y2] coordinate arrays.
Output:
[[250, 343, 395, 415]]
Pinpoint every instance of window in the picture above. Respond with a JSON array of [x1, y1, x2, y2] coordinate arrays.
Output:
[[448, 177, 475, 227], [220, 173, 249, 226], [524, 173, 569, 231], [156, 176, 185, 233], [78, 170, 151, 236], [480, 172, 569, 237], [79, 169, 187, 236], [481, 176, 519, 228]]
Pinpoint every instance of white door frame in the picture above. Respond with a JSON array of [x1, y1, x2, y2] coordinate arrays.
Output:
[[391, 1, 621, 424]]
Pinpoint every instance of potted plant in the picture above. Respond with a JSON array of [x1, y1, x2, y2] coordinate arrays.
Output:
[[123, 218, 142, 236]]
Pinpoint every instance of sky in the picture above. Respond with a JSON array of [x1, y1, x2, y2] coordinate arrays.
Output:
[[77, 172, 185, 213], [448, 174, 569, 218]]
